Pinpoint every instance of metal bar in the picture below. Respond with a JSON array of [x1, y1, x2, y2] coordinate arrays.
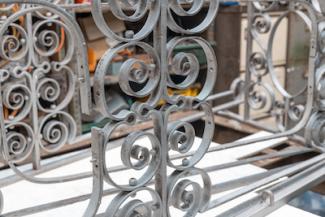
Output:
[[215, 159, 325, 217], [207, 154, 325, 210]]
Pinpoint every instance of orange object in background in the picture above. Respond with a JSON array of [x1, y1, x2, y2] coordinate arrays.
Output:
[[88, 48, 97, 72], [56, 27, 65, 53]]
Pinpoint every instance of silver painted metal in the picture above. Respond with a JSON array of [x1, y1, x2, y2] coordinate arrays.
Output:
[[0, 0, 325, 217], [0, 0, 92, 180]]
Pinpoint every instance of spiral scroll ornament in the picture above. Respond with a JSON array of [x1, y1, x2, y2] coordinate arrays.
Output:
[[92, 0, 160, 42], [167, 103, 214, 170], [249, 52, 268, 77], [248, 82, 275, 112], [168, 168, 211, 217], [0, 23, 29, 62], [167, 37, 217, 104], [36, 64, 76, 113], [4, 122, 34, 163], [105, 187, 162, 217], [306, 112, 325, 152], [94, 42, 161, 120], [39, 111, 76, 153], [252, 14, 272, 35], [167, 0, 219, 34], [253, 1, 277, 11], [101, 122, 161, 191], [2, 80, 32, 123], [32, 19, 74, 65], [288, 103, 305, 122]]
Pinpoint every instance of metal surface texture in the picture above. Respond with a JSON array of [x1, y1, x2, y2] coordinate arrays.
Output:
[[0, 0, 324, 217], [0, 0, 91, 172]]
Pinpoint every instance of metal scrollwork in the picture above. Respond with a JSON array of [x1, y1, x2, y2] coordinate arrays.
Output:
[[306, 112, 325, 152], [0, 0, 91, 178], [167, 0, 219, 34], [39, 111, 77, 152], [1, 1, 325, 217], [104, 124, 161, 191], [168, 168, 211, 217], [94, 42, 161, 120], [91, 0, 160, 41], [167, 103, 214, 170], [248, 82, 275, 112], [240, 0, 318, 133], [86, 0, 218, 215], [167, 37, 217, 104], [5, 122, 34, 163], [253, 1, 276, 12], [106, 187, 162, 217]]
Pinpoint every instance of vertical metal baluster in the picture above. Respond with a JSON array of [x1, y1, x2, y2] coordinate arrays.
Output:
[[244, 1, 254, 121], [154, 0, 168, 215], [26, 9, 41, 170]]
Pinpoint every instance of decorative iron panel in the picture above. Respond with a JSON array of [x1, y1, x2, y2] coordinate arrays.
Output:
[[0, 0, 91, 171], [0, 0, 324, 217]]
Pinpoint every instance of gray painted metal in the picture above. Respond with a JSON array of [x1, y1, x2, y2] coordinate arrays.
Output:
[[0, 0, 324, 217]]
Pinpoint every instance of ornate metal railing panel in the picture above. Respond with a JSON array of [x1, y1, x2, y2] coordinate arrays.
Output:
[[241, 1, 312, 133], [232, 0, 325, 151], [0, 0, 91, 171], [0, 0, 324, 217]]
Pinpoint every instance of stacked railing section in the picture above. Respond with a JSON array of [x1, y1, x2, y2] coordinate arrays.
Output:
[[0, 1, 324, 217]]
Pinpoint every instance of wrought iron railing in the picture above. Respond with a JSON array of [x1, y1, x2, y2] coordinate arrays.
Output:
[[0, 0, 325, 216]]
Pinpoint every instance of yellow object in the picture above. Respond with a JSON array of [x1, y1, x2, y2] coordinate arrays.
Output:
[[142, 84, 201, 106]]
